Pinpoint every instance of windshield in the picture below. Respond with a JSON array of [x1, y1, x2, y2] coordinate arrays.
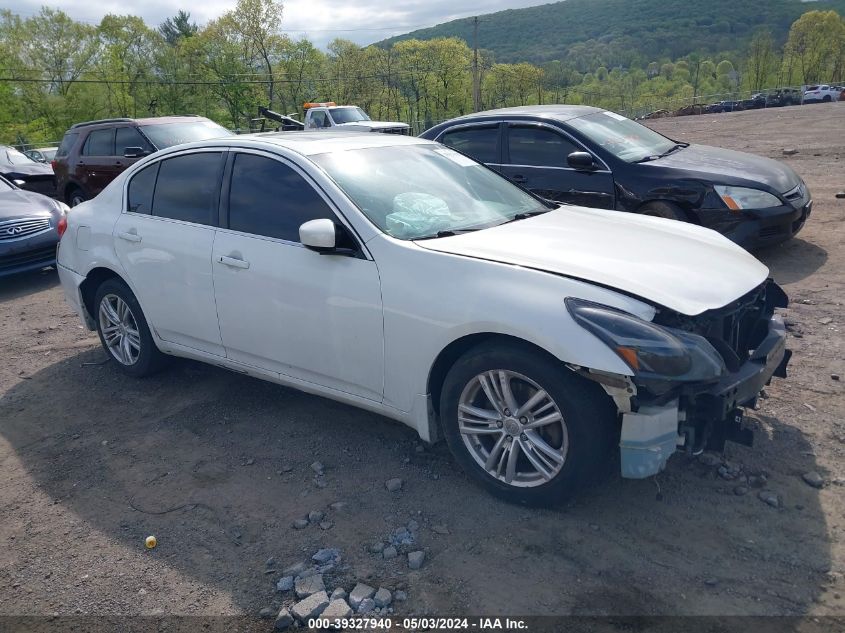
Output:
[[312, 144, 547, 240], [568, 111, 677, 163], [328, 107, 371, 124], [139, 120, 231, 149], [5, 148, 36, 165]]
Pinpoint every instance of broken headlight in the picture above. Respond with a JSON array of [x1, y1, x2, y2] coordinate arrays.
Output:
[[565, 298, 726, 381]]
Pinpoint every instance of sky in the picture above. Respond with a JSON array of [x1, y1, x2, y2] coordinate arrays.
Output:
[[5, 0, 556, 48]]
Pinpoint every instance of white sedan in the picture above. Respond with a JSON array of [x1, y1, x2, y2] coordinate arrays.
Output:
[[57, 132, 790, 505]]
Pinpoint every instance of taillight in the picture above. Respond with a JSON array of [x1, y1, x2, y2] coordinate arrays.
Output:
[[50, 160, 57, 170], [57, 215, 68, 239]]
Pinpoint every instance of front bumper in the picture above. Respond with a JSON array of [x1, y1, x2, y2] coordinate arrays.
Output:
[[619, 313, 789, 478], [699, 200, 812, 250], [0, 230, 59, 277]]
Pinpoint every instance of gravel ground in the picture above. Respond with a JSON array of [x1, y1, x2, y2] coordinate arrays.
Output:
[[1, 103, 844, 624]]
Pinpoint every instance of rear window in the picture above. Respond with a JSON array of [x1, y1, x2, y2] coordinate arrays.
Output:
[[127, 162, 159, 214], [56, 132, 79, 158]]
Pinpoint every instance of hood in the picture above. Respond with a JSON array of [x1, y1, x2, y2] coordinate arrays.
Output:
[[1, 161, 54, 178], [645, 144, 800, 194], [416, 206, 769, 316], [0, 188, 58, 221], [335, 121, 410, 131]]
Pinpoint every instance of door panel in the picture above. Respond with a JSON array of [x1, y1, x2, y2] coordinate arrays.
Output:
[[112, 150, 226, 355], [79, 128, 119, 195], [502, 124, 616, 209], [212, 151, 384, 401], [113, 214, 224, 355], [212, 233, 384, 400]]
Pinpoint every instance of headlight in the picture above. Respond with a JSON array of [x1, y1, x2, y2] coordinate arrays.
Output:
[[565, 298, 725, 381], [714, 185, 781, 210]]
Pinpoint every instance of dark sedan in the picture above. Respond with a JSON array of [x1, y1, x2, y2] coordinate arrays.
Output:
[[0, 174, 67, 277], [420, 105, 811, 249], [0, 145, 56, 197]]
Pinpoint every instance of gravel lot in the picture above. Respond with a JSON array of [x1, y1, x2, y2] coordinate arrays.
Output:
[[1, 103, 844, 625]]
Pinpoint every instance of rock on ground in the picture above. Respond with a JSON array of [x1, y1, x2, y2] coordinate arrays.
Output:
[[394, 590, 408, 602], [357, 597, 376, 614], [803, 471, 824, 489], [349, 583, 376, 609], [295, 574, 325, 598], [312, 548, 340, 564], [408, 550, 425, 569], [291, 590, 330, 622], [274, 608, 295, 630], [374, 587, 392, 607], [330, 587, 347, 601], [276, 576, 294, 592], [385, 478, 403, 492], [322, 598, 353, 620], [382, 546, 398, 560], [292, 519, 309, 530]]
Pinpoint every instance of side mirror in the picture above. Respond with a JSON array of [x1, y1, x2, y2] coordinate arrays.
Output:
[[567, 151, 596, 170], [123, 147, 148, 158], [300, 218, 337, 251]]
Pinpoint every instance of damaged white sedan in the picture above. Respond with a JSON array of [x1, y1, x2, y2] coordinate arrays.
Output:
[[56, 132, 790, 505]]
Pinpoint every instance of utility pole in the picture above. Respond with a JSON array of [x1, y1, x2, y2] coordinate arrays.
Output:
[[472, 16, 481, 112]]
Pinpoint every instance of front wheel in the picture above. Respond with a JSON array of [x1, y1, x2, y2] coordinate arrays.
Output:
[[94, 278, 168, 377], [638, 200, 689, 222], [440, 343, 618, 505], [67, 186, 88, 207]]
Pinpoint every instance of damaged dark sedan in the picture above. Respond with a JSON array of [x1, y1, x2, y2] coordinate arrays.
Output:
[[0, 174, 68, 277], [0, 145, 56, 197], [421, 106, 812, 250]]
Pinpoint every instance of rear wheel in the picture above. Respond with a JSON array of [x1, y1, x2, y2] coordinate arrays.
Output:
[[440, 342, 618, 506], [639, 200, 689, 222], [94, 278, 167, 377], [67, 186, 87, 207]]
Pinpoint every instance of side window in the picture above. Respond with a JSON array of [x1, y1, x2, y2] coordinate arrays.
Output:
[[439, 127, 499, 164], [82, 129, 115, 156], [127, 163, 159, 214], [56, 132, 79, 158], [152, 153, 223, 225], [228, 153, 334, 242], [116, 127, 152, 155], [310, 111, 328, 128], [507, 126, 579, 168]]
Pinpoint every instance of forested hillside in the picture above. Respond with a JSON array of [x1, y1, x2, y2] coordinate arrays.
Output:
[[379, 0, 845, 68]]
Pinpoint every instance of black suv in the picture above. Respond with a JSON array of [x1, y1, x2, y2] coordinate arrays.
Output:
[[53, 115, 231, 206]]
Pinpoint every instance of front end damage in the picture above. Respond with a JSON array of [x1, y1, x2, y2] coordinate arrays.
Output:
[[569, 279, 790, 478]]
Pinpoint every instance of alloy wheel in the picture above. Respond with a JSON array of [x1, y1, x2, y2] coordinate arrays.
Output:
[[458, 369, 568, 487], [98, 294, 142, 365]]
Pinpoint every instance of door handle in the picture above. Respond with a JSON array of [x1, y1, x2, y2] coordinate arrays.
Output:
[[219, 255, 250, 269], [117, 231, 142, 243], [510, 174, 527, 183]]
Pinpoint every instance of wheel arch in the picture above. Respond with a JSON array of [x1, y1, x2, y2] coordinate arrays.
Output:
[[79, 266, 127, 323], [427, 332, 580, 418]]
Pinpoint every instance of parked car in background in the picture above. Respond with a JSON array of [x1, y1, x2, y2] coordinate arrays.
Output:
[[741, 93, 766, 110], [706, 100, 743, 113], [53, 115, 233, 206], [0, 174, 67, 276], [0, 145, 56, 197], [24, 146, 58, 164], [56, 132, 790, 504], [765, 88, 800, 107], [421, 105, 812, 250], [803, 85, 840, 103]]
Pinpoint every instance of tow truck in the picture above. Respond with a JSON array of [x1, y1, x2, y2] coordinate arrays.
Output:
[[256, 102, 410, 135]]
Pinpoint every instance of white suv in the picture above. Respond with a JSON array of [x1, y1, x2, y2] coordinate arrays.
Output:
[[56, 133, 790, 505], [803, 85, 840, 103]]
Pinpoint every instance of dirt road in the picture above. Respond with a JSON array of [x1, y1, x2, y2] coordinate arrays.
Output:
[[1, 104, 844, 624]]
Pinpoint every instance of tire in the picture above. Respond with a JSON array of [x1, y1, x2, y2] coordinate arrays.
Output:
[[439, 342, 618, 506], [638, 200, 689, 222], [823, 95, 832, 103], [67, 186, 87, 207], [93, 278, 168, 377]]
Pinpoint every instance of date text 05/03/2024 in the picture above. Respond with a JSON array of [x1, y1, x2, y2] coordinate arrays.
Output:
[[308, 617, 529, 630]]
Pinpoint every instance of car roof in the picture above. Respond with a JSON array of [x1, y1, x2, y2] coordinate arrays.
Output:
[[158, 131, 435, 158], [440, 105, 605, 124]]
